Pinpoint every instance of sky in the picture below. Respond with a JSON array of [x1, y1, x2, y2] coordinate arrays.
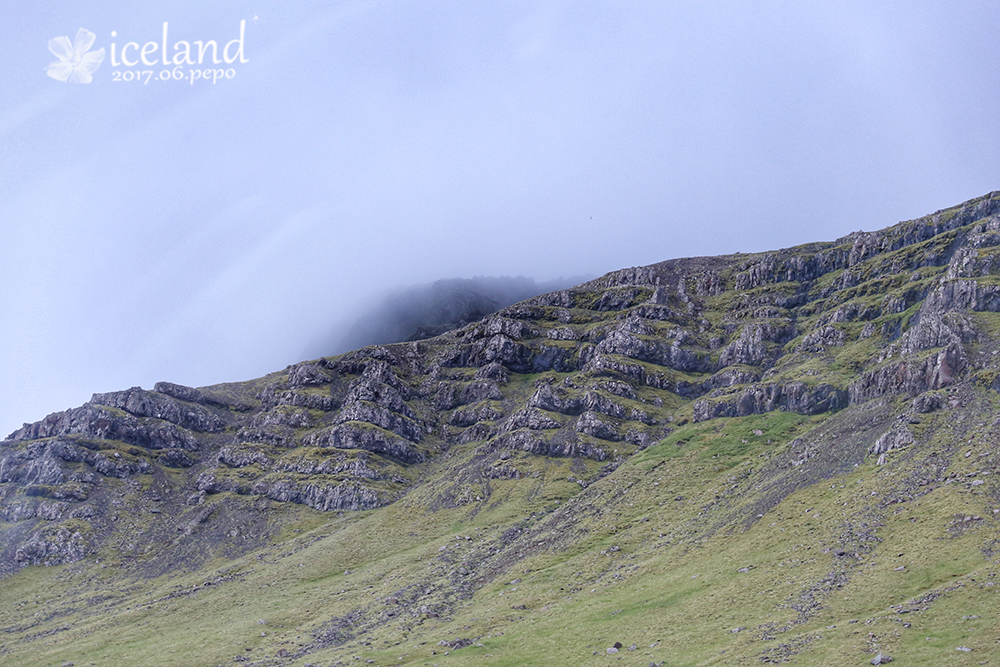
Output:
[[2, 1, 999, 438]]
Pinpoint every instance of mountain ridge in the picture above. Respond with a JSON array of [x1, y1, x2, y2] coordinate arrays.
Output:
[[322, 275, 591, 356], [2, 190, 1000, 666]]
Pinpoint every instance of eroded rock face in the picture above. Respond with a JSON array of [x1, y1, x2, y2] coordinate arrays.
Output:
[[596, 287, 650, 311], [912, 392, 944, 413], [90, 387, 226, 432], [358, 360, 413, 398], [250, 479, 380, 512], [235, 424, 296, 448], [305, 424, 424, 464], [218, 446, 271, 469], [592, 380, 637, 399], [335, 403, 422, 442], [849, 343, 965, 403], [575, 411, 621, 442], [870, 427, 913, 456], [346, 379, 414, 418], [6, 404, 199, 451], [434, 381, 503, 410], [443, 334, 531, 371], [584, 354, 677, 392], [587, 391, 642, 421], [798, 325, 846, 352], [491, 430, 607, 461], [499, 409, 563, 433], [923, 279, 1000, 315], [718, 322, 796, 368], [473, 315, 537, 341], [449, 404, 503, 427], [152, 381, 205, 403], [1, 439, 152, 485], [474, 362, 509, 383], [526, 384, 561, 412], [708, 367, 761, 389], [594, 325, 709, 373], [4, 190, 1000, 575], [13, 521, 91, 566], [0, 446, 65, 485], [260, 386, 336, 412], [287, 362, 333, 388], [693, 383, 847, 422], [729, 194, 1000, 294], [881, 313, 978, 362]]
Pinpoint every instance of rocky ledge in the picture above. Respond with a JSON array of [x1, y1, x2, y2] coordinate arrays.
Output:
[[3, 190, 1000, 571]]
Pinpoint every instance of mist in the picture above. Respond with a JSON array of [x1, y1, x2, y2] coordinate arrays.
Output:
[[309, 274, 592, 358]]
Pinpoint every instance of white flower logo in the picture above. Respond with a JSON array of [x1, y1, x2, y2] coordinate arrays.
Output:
[[46, 28, 105, 83]]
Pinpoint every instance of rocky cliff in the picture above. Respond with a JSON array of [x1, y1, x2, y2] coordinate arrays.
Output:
[[2, 191, 1000, 666]]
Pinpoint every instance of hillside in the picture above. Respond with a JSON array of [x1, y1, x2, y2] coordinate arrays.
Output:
[[326, 275, 588, 355], [2, 191, 1000, 667]]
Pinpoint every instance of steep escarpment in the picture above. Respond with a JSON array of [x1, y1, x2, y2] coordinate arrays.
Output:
[[4, 191, 1000, 568], [2, 191, 1000, 667]]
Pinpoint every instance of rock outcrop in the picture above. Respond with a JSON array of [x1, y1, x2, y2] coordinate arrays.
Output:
[[3, 189, 1000, 574]]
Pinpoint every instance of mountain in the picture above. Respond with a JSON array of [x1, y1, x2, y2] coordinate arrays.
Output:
[[2, 191, 1000, 667], [319, 275, 590, 355]]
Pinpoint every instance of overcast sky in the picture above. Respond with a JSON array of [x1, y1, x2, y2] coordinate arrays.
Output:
[[2, 1, 999, 437]]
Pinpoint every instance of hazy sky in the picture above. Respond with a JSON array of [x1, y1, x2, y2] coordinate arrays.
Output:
[[2, 1, 999, 437]]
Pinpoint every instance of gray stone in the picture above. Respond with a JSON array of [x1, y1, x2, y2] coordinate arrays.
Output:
[[91, 386, 226, 432]]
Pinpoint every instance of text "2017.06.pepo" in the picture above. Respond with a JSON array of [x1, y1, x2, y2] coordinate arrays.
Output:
[[112, 67, 236, 85]]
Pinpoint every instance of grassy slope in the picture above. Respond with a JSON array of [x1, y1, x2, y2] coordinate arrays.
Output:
[[2, 388, 997, 667], [5, 193, 1000, 666]]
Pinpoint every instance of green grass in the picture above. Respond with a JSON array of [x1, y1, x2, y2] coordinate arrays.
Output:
[[3, 394, 1000, 666], [7, 193, 1000, 666]]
